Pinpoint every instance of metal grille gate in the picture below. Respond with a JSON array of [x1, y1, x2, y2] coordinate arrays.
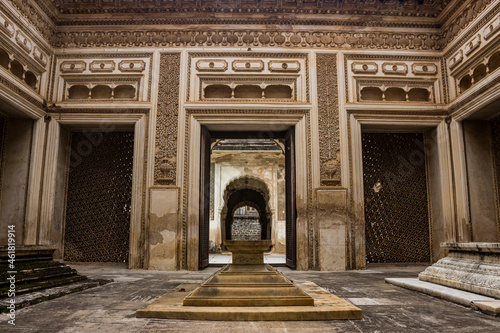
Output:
[[63, 131, 134, 263], [362, 132, 430, 263]]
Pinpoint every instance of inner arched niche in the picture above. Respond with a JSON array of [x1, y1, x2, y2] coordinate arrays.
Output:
[[220, 176, 272, 249], [231, 203, 261, 240]]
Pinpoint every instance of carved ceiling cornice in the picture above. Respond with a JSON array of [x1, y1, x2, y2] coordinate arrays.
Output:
[[3, 0, 495, 51], [48, 0, 451, 18], [52, 29, 446, 51]]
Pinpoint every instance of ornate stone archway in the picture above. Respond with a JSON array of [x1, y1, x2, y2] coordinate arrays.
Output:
[[220, 176, 272, 245]]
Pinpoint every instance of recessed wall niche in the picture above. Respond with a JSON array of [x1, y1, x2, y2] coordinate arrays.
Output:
[[455, 49, 500, 95], [67, 84, 137, 100], [203, 84, 293, 100], [360, 86, 432, 102], [0, 46, 41, 91]]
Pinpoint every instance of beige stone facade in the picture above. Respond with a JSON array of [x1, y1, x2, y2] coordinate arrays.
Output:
[[0, 0, 499, 271]]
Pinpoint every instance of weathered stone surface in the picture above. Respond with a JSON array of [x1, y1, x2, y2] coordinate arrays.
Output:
[[138, 281, 361, 320], [418, 242, 500, 299], [4, 264, 500, 332], [224, 240, 271, 265], [148, 188, 179, 270], [0, 246, 109, 313], [181, 240, 316, 307]]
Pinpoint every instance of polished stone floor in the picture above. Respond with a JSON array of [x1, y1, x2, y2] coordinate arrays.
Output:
[[1, 264, 499, 332]]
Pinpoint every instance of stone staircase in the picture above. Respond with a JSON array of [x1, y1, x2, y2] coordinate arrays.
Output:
[[0, 246, 110, 312]]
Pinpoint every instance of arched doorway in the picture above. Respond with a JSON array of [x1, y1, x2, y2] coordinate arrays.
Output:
[[198, 128, 296, 269], [221, 177, 272, 245]]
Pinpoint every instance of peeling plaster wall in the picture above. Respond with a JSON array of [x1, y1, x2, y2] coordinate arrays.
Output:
[[149, 188, 179, 270]]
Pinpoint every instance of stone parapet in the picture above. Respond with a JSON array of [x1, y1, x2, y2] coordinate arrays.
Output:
[[419, 242, 500, 299]]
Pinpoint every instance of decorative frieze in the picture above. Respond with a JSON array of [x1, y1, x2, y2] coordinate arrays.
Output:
[[33, 46, 47, 66], [52, 30, 446, 51], [196, 59, 228, 72], [464, 35, 482, 56], [351, 62, 378, 74], [316, 54, 340, 186], [484, 15, 500, 40], [89, 60, 116, 73], [382, 62, 408, 75], [59, 58, 148, 75], [4, 0, 496, 53], [268, 60, 300, 73], [60, 61, 86, 73], [155, 53, 180, 185], [411, 63, 438, 75], [15, 30, 32, 53], [449, 50, 463, 69], [0, 13, 15, 37], [119, 60, 146, 72], [232, 60, 264, 72]]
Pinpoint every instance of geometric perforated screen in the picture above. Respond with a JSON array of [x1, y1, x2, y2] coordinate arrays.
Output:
[[63, 131, 134, 263], [362, 132, 431, 264]]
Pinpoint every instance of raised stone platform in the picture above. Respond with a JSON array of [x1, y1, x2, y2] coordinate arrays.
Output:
[[183, 264, 315, 307], [137, 240, 361, 320], [183, 240, 315, 307], [136, 281, 362, 321], [418, 242, 500, 299]]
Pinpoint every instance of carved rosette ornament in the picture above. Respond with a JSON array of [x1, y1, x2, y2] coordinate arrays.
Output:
[[316, 54, 341, 186], [155, 53, 180, 185]]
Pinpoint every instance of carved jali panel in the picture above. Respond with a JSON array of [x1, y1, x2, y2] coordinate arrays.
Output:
[[155, 53, 180, 185], [316, 54, 341, 186], [63, 131, 134, 263], [362, 132, 430, 264], [491, 117, 500, 238]]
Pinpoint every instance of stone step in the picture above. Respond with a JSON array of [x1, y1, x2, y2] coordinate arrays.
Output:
[[386, 277, 500, 317], [0, 279, 110, 313], [0, 246, 105, 302], [1, 275, 89, 298]]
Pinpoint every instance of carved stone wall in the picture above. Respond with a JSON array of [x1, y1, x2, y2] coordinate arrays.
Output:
[[316, 53, 340, 186], [155, 53, 180, 185]]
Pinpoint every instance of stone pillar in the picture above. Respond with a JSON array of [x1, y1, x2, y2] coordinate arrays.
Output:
[[149, 188, 179, 270], [316, 188, 347, 270]]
